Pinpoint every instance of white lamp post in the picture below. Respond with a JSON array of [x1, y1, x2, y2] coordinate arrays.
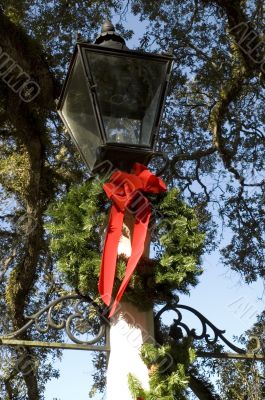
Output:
[[57, 20, 173, 399]]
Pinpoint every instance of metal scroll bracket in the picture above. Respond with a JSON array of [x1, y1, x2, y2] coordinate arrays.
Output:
[[155, 297, 265, 361], [0, 294, 110, 352]]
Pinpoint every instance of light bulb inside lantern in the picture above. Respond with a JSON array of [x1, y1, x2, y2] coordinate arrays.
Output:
[[104, 117, 140, 145]]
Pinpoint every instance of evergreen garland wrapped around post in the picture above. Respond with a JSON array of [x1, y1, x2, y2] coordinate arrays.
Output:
[[46, 177, 205, 398]]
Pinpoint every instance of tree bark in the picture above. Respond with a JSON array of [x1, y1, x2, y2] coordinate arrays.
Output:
[[189, 373, 221, 400]]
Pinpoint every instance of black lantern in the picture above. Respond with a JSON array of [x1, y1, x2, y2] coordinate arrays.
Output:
[[57, 21, 173, 173]]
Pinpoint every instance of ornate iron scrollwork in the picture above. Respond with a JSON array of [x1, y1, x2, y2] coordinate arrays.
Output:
[[2, 294, 263, 359], [155, 297, 246, 354], [2, 294, 110, 349]]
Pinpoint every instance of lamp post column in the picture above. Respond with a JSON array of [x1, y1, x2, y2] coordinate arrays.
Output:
[[106, 212, 154, 400]]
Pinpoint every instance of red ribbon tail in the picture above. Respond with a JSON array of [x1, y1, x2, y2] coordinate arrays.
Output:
[[108, 207, 151, 318], [98, 205, 124, 306]]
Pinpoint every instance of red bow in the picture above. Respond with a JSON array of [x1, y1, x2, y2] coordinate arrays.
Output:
[[98, 163, 167, 317]]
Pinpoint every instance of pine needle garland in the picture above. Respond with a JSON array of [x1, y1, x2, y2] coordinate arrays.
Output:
[[46, 178, 205, 309], [46, 177, 205, 398]]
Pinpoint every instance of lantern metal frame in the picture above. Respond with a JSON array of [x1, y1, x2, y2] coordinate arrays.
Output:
[[57, 42, 174, 172]]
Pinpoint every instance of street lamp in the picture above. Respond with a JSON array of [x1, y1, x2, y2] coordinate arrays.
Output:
[[57, 21, 173, 172], [56, 21, 174, 398], [0, 20, 263, 400]]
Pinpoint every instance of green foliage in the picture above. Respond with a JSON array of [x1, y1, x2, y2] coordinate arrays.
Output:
[[0, 145, 30, 198], [216, 359, 265, 400], [154, 188, 205, 293], [46, 178, 107, 297], [88, 352, 107, 398], [191, 329, 265, 399], [128, 338, 196, 399], [214, 331, 265, 399], [46, 180, 205, 309]]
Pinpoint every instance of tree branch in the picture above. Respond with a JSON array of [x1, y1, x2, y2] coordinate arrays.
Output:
[[189, 373, 221, 400], [0, 8, 59, 109], [202, 0, 265, 74]]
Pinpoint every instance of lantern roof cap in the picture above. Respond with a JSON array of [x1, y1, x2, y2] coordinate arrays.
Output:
[[94, 20, 128, 49]]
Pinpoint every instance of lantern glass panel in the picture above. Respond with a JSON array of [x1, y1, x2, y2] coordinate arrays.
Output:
[[85, 51, 168, 146], [61, 55, 101, 170]]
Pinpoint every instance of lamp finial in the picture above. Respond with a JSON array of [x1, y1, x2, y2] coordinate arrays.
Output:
[[95, 20, 127, 49], [102, 20, 115, 33]]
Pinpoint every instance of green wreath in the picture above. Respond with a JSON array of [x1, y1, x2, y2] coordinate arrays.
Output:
[[46, 178, 204, 310], [46, 177, 205, 399]]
